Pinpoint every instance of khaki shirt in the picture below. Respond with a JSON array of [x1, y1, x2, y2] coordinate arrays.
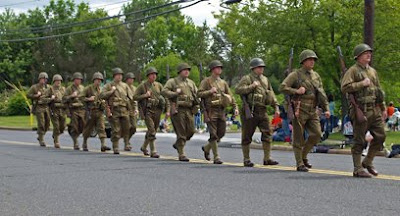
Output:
[[63, 84, 85, 108], [341, 62, 385, 111], [100, 81, 133, 108], [162, 76, 199, 108], [134, 80, 169, 112], [44, 85, 66, 109], [280, 67, 329, 112], [198, 76, 237, 110], [81, 84, 105, 110], [236, 71, 279, 109], [127, 84, 139, 114]]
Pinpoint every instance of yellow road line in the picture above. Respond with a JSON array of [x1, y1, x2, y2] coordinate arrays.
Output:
[[1, 139, 400, 181]]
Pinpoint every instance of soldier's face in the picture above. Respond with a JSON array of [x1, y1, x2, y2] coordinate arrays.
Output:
[[114, 74, 122, 82], [302, 58, 315, 70], [180, 69, 190, 78], [39, 78, 46, 84], [148, 73, 157, 82], [93, 79, 102, 86], [212, 67, 222, 76], [74, 79, 82, 85], [54, 80, 61, 87], [126, 78, 134, 85], [253, 67, 264, 75], [358, 51, 372, 65]]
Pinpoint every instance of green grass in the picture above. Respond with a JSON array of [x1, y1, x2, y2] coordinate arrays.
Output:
[[328, 131, 399, 149], [0, 115, 37, 129]]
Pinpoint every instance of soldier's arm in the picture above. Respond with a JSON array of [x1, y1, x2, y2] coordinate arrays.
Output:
[[341, 68, 365, 93], [99, 84, 114, 99], [159, 83, 170, 113], [235, 76, 256, 95], [161, 79, 179, 99], [62, 86, 73, 102], [279, 72, 298, 95], [225, 82, 238, 110], [41, 87, 53, 104], [317, 75, 329, 112], [197, 79, 213, 98], [373, 69, 386, 111], [80, 86, 91, 102], [133, 84, 149, 101], [26, 85, 37, 99], [268, 82, 279, 111]]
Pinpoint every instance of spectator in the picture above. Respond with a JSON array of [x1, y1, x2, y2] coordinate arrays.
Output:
[[195, 109, 201, 131], [272, 122, 286, 142], [271, 114, 283, 130], [387, 108, 400, 131], [159, 116, 170, 133], [387, 102, 395, 121], [230, 114, 242, 129], [388, 144, 400, 158], [328, 94, 336, 132]]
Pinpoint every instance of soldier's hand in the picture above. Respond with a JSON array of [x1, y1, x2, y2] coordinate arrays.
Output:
[[176, 88, 182, 94], [51, 95, 56, 100], [36, 91, 42, 97], [166, 112, 170, 118], [296, 87, 306, 95], [88, 96, 95, 101], [324, 111, 331, 119], [72, 91, 78, 97], [234, 109, 239, 116], [146, 91, 152, 97], [362, 78, 371, 87], [134, 110, 139, 117], [252, 81, 260, 87], [210, 87, 217, 94], [111, 86, 117, 91]]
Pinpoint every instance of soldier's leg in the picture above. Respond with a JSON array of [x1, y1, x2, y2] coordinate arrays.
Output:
[[59, 111, 66, 135], [185, 110, 196, 141], [171, 111, 187, 157], [36, 112, 46, 146], [95, 112, 108, 150], [363, 110, 386, 175], [109, 115, 121, 153], [259, 112, 277, 164], [44, 109, 51, 133], [145, 111, 157, 154], [82, 114, 96, 150], [149, 109, 162, 157], [129, 115, 137, 140], [292, 117, 306, 168], [51, 112, 60, 148], [302, 113, 322, 163], [240, 113, 258, 164], [351, 116, 369, 175], [204, 120, 218, 156], [120, 115, 131, 151], [69, 111, 80, 149]]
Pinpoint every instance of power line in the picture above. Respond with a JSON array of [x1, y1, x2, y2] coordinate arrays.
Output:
[[3, 0, 186, 34], [0, 0, 42, 8], [0, 0, 205, 43], [90, 0, 130, 10]]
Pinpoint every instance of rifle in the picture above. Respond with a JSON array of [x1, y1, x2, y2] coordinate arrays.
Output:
[[106, 85, 116, 118], [200, 78, 212, 123], [242, 95, 253, 120], [337, 46, 367, 123], [138, 82, 149, 119], [170, 78, 179, 115], [284, 48, 295, 121], [48, 86, 55, 117]]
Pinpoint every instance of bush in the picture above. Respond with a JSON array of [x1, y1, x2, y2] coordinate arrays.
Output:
[[6, 91, 30, 116], [0, 90, 12, 116]]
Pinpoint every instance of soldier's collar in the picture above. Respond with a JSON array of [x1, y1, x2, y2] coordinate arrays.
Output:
[[356, 62, 370, 69], [210, 75, 221, 81], [300, 67, 313, 74], [250, 71, 262, 78], [177, 76, 187, 82]]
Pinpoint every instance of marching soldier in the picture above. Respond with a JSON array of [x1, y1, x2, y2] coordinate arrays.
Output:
[[198, 60, 238, 164], [100, 68, 133, 154], [125, 72, 138, 151], [280, 50, 330, 172], [63, 72, 86, 150], [134, 67, 169, 158], [236, 58, 280, 167], [44, 74, 66, 148], [81, 72, 111, 152], [341, 44, 386, 178], [162, 63, 199, 162], [27, 72, 51, 147]]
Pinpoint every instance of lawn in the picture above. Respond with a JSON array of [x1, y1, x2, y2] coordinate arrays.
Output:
[[328, 131, 399, 149], [0, 115, 37, 129]]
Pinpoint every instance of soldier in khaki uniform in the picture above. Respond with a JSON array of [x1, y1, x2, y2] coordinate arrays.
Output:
[[63, 72, 86, 150], [44, 74, 66, 148], [81, 72, 111, 152], [100, 68, 133, 154], [125, 72, 138, 151], [162, 63, 199, 162], [341, 44, 386, 178], [236, 58, 280, 167], [280, 50, 330, 172], [134, 67, 169, 158], [198, 60, 238, 164], [27, 72, 51, 147]]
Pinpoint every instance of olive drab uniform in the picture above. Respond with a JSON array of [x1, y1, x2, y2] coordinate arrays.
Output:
[[27, 72, 51, 146], [162, 63, 199, 161], [44, 74, 66, 148], [280, 67, 329, 169], [134, 78, 169, 158], [236, 60, 280, 167], [341, 43, 386, 177], [81, 81, 109, 152], [64, 82, 86, 149], [100, 75, 133, 154], [198, 68, 237, 164], [127, 82, 138, 150]]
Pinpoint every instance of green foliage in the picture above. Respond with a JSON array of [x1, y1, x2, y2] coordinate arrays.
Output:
[[7, 91, 30, 116]]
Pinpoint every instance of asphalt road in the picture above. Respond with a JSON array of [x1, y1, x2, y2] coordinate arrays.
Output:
[[0, 129, 399, 216]]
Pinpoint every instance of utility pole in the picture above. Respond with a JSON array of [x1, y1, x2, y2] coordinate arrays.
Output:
[[364, 0, 374, 48]]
